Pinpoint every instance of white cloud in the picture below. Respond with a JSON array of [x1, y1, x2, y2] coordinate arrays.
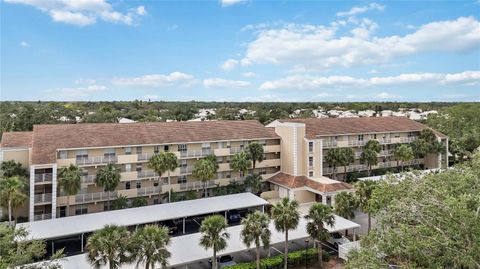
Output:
[[143, 95, 159, 100], [167, 24, 179, 31], [242, 72, 257, 78], [20, 41, 29, 47], [259, 70, 480, 90], [376, 92, 401, 99], [45, 84, 107, 98], [203, 78, 251, 89], [241, 17, 480, 70], [315, 92, 334, 98], [221, 59, 239, 71], [74, 78, 96, 85], [112, 72, 195, 87], [336, 2, 385, 17], [4, 0, 146, 26], [220, 0, 245, 7]]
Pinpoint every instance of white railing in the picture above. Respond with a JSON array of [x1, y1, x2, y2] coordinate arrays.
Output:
[[379, 138, 391, 144], [378, 150, 393, 157], [33, 213, 52, 221], [323, 141, 338, 148], [75, 191, 116, 203], [34, 193, 52, 204], [229, 147, 244, 154], [323, 167, 334, 174], [82, 175, 95, 184], [400, 137, 417, 143], [138, 153, 156, 161], [137, 170, 159, 178], [76, 156, 117, 165], [180, 166, 193, 174], [179, 180, 216, 191], [34, 173, 52, 183], [346, 164, 368, 172], [137, 186, 161, 196], [180, 149, 212, 158], [348, 140, 367, 147], [229, 177, 245, 184]]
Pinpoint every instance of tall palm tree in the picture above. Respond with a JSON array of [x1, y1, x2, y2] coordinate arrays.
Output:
[[240, 211, 271, 269], [325, 148, 342, 180], [95, 164, 121, 211], [192, 157, 218, 198], [246, 142, 264, 172], [305, 203, 335, 269], [360, 149, 378, 177], [394, 144, 414, 171], [339, 148, 355, 181], [333, 191, 357, 220], [244, 173, 262, 194], [355, 180, 377, 232], [0, 160, 27, 178], [199, 215, 230, 269], [0, 176, 27, 224], [364, 140, 381, 153], [271, 197, 300, 269], [86, 225, 130, 269], [130, 225, 171, 269], [230, 151, 252, 178], [58, 164, 82, 217], [148, 152, 178, 203]]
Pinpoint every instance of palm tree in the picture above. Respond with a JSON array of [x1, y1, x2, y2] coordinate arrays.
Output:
[[95, 164, 121, 211], [271, 197, 300, 269], [192, 157, 218, 198], [58, 164, 82, 217], [132, 196, 148, 207], [333, 191, 357, 220], [246, 142, 264, 172], [325, 148, 342, 180], [230, 151, 252, 179], [199, 215, 230, 269], [360, 149, 378, 176], [112, 194, 128, 210], [148, 152, 178, 203], [339, 148, 355, 181], [0, 176, 27, 224], [244, 173, 262, 194], [130, 225, 171, 269], [355, 180, 377, 232], [86, 225, 130, 269], [240, 211, 271, 269], [305, 203, 335, 268], [0, 160, 27, 178], [394, 144, 414, 171]]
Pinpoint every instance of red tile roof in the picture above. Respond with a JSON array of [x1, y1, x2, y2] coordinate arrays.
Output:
[[267, 172, 353, 193], [6, 120, 278, 165], [278, 116, 447, 138], [0, 131, 33, 148]]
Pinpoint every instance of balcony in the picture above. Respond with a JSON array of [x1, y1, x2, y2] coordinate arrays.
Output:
[[180, 166, 194, 174], [81, 175, 95, 185], [214, 148, 231, 156], [264, 144, 281, 153], [117, 154, 138, 164], [378, 150, 393, 157], [180, 149, 212, 158], [138, 153, 156, 161], [348, 140, 367, 147], [229, 147, 244, 154], [34, 193, 52, 204], [75, 191, 117, 204], [323, 141, 338, 148], [218, 162, 231, 172], [120, 171, 138, 181], [34, 173, 52, 184], [379, 138, 392, 144], [76, 156, 117, 166], [400, 137, 417, 143], [137, 186, 161, 196], [256, 158, 281, 168], [33, 213, 52, 221], [137, 170, 159, 179], [57, 158, 76, 167]]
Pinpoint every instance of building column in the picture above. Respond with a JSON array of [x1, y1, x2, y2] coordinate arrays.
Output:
[[322, 195, 327, 205], [29, 166, 35, 221], [51, 164, 57, 219]]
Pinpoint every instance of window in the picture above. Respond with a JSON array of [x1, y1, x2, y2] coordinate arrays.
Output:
[[240, 171, 244, 177], [394, 133, 400, 138], [258, 140, 266, 145], [373, 134, 377, 139], [309, 157, 313, 167], [136, 164, 142, 172], [202, 142, 210, 148], [58, 150, 68, 159], [178, 176, 187, 184], [259, 169, 267, 175], [104, 148, 116, 157], [226, 141, 231, 148], [226, 172, 231, 179], [309, 171, 314, 177], [162, 177, 169, 184], [153, 182, 159, 187], [76, 149, 88, 160], [136, 146, 142, 154], [180, 159, 187, 168], [124, 147, 132, 155], [75, 205, 88, 215], [125, 164, 131, 172], [136, 181, 141, 189], [164, 145, 169, 152], [126, 182, 131, 189], [358, 135, 364, 141], [178, 144, 187, 152], [308, 142, 313, 153], [154, 146, 160, 154]]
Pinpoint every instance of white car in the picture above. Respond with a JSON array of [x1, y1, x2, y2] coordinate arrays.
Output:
[[327, 232, 351, 248]]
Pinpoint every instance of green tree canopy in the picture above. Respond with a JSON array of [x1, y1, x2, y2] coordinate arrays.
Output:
[[199, 215, 230, 269], [192, 156, 218, 197], [271, 197, 300, 269], [130, 225, 171, 269], [240, 211, 271, 269], [86, 225, 131, 269], [0, 176, 27, 223], [246, 142, 264, 171], [0, 160, 28, 178], [305, 203, 335, 268], [230, 151, 252, 177], [148, 151, 178, 203], [58, 164, 82, 217], [95, 164, 121, 211]]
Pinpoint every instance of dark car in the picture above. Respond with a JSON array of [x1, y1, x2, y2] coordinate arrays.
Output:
[[162, 220, 179, 234], [208, 255, 237, 268], [227, 210, 241, 223]]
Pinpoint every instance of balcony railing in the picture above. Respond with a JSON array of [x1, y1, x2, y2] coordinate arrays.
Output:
[[378, 150, 393, 157], [180, 149, 212, 158], [137, 186, 161, 196], [76, 156, 117, 165], [179, 180, 217, 191], [33, 213, 52, 221], [229, 147, 244, 154], [400, 137, 417, 143], [34, 193, 52, 204], [138, 153, 156, 161], [137, 170, 159, 178], [379, 138, 391, 144], [34, 173, 52, 183], [348, 140, 367, 147], [323, 141, 338, 148], [75, 191, 117, 203], [180, 166, 194, 174], [82, 175, 95, 184]]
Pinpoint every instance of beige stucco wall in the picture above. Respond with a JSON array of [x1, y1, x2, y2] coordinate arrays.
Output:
[[294, 190, 315, 203], [2, 149, 30, 168], [275, 123, 306, 176]]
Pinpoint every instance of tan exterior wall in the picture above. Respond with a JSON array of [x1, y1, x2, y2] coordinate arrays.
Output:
[[275, 123, 306, 176], [294, 190, 315, 203], [2, 149, 30, 168]]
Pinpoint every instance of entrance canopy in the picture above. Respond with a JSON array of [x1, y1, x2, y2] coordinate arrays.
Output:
[[18, 193, 268, 240]]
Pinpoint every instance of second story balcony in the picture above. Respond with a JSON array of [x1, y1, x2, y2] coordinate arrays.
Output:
[[180, 149, 212, 158], [81, 175, 95, 185], [34, 173, 53, 184], [75, 191, 117, 204], [137, 170, 159, 179], [34, 193, 52, 204], [76, 156, 117, 166]]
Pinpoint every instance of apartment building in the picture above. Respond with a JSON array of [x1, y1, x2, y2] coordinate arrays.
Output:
[[267, 116, 448, 179], [0, 120, 281, 221]]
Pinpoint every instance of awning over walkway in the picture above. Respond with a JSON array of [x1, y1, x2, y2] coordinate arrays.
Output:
[[18, 193, 268, 240], [47, 215, 360, 268]]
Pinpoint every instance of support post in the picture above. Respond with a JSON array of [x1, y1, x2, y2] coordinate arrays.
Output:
[[353, 228, 356, 241], [183, 217, 186, 234], [224, 211, 227, 219], [51, 241, 54, 254], [81, 233, 84, 252]]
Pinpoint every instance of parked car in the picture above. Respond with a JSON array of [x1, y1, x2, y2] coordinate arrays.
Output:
[[327, 232, 351, 248], [227, 210, 242, 223], [209, 255, 237, 268], [162, 220, 178, 234]]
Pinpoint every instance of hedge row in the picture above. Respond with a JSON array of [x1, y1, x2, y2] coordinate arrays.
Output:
[[223, 247, 330, 269]]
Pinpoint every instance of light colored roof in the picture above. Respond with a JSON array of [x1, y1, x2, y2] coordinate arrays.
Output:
[[18, 193, 268, 240], [18, 120, 278, 164], [0, 131, 33, 148], [268, 172, 353, 193], [44, 215, 360, 268], [278, 116, 447, 138]]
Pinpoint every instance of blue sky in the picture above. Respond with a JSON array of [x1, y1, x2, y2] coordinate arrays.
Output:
[[1, 0, 479, 102]]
